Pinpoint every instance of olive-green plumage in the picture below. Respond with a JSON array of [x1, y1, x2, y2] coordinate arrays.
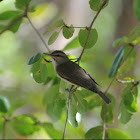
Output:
[[44, 50, 111, 104]]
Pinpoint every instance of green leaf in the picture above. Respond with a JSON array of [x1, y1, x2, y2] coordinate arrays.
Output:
[[42, 123, 63, 139], [118, 101, 133, 124], [108, 47, 124, 78], [27, 53, 42, 65], [85, 126, 103, 139], [101, 93, 115, 123], [118, 45, 136, 76], [44, 19, 65, 35], [106, 129, 130, 139], [133, 0, 140, 21], [73, 92, 88, 114], [15, 0, 31, 10], [31, 61, 48, 83], [0, 11, 22, 20], [8, 14, 23, 33], [69, 97, 78, 128], [89, 0, 109, 11], [128, 24, 140, 42], [48, 31, 59, 45], [43, 86, 66, 121], [78, 28, 98, 49], [88, 95, 102, 109], [63, 24, 74, 39], [0, 96, 10, 114], [121, 83, 138, 112], [113, 37, 128, 47], [63, 37, 80, 51], [10, 114, 40, 136]]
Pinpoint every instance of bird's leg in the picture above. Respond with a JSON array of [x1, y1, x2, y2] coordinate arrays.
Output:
[[65, 86, 79, 99]]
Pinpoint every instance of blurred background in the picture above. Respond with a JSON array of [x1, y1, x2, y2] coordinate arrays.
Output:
[[0, 0, 140, 139]]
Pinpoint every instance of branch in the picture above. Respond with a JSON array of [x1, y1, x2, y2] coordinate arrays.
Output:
[[102, 44, 135, 140], [77, 0, 108, 63], [62, 85, 79, 140], [63, 25, 87, 29], [26, 15, 51, 53]]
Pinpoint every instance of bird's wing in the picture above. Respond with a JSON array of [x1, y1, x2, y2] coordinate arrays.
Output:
[[56, 61, 99, 88], [83, 69, 101, 87]]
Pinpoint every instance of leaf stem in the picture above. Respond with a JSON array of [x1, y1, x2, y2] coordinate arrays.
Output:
[[77, 0, 108, 63]]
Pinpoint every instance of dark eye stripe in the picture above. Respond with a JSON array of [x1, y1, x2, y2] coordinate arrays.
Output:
[[54, 54, 63, 57]]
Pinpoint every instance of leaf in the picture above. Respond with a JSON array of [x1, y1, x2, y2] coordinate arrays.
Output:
[[73, 92, 88, 114], [48, 31, 59, 45], [43, 86, 66, 121], [85, 126, 103, 139], [27, 53, 42, 65], [63, 24, 74, 39], [8, 14, 23, 33], [101, 93, 115, 123], [0, 96, 10, 114], [118, 101, 133, 124], [88, 95, 102, 109], [10, 114, 40, 136], [0, 11, 22, 20], [121, 83, 138, 112], [63, 37, 80, 51], [42, 123, 63, 139], [133, 0, 140, 21], [128, 24, 140, 42], [108, 47, 124, 78], [118, 45, 136, 76], [113, 37, 128, 47], [31, 61, 48, 83], [44, 19, 65, 35], [106, 129, 130, 139], [15, 0, 31, 10], [78, 28, 98, 49], [69, 97, 78, 128], [89, 0, 109, 11]]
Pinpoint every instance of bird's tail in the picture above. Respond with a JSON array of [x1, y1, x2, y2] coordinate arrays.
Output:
[[97, 90, 111, 104]]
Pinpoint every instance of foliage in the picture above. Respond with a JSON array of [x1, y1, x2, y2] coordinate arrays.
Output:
[[0, 0, 140, 139]]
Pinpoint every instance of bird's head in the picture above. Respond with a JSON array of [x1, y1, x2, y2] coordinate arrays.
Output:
[[44, 50, 69, 65]]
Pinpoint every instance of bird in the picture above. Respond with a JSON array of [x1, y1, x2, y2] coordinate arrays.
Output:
[[44, 50, 111, 104]]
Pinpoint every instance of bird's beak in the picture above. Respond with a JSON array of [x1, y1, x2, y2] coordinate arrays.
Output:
[[43, 53, 53, 57]]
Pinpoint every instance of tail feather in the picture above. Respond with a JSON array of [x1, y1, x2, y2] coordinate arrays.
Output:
[[97, 90, 111, 104]]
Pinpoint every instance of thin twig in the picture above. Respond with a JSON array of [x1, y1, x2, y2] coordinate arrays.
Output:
[[26, 16, 51, 53], [62, 85, 74, 140], [64, 25, 87, 29], [102, 44, 135, 140], [77, 0, 108, 63]]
